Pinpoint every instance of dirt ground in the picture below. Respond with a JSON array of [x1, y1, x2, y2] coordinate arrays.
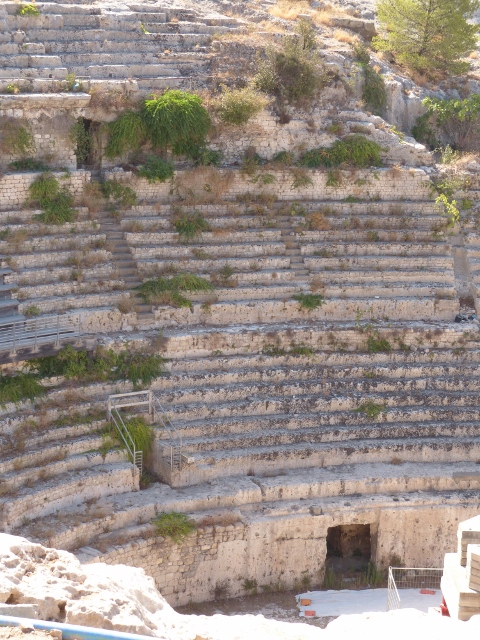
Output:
[[176, 591, 336, 629]]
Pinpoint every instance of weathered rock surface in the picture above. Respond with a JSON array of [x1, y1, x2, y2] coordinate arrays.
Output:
[[3, 534, 480, 639]]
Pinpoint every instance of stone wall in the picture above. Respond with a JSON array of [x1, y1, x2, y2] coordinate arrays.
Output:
[[0, 94, 91, 169], [88, 500, 480, 607], [0, 169, 90, 210], [106, 166, 432, 204]]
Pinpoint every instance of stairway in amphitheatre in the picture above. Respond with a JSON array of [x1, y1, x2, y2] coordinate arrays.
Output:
[[1, 0, 480, 611]]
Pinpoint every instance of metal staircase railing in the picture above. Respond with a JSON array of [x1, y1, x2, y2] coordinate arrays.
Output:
[[151, 392, 183, 471], [107, 391, 152, 476], [106, 390, 183, 474], [0, 314, 80, 355]]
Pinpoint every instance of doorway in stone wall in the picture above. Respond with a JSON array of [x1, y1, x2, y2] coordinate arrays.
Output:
[[72, 118, 102, 169], [325, 524, 372, 587]]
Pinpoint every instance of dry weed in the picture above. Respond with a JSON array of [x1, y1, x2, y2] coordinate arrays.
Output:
[[81, 182, 104, 213], [307, 212, 330, 231], [333, 29, 357, 44], [175, 167, 234, 204], [197, 513, 241, 528]]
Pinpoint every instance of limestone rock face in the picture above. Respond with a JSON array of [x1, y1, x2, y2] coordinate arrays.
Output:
[[0, 533, 177, 637], [3, 533, 480, 640]]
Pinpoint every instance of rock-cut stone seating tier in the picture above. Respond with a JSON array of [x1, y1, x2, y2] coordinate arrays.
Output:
[[0, 206, 135, 333], [0, 2, 242, 93], [145, 321, 480, 486], [121, 197, 458, 326]]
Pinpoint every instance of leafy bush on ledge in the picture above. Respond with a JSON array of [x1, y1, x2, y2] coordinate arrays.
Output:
[[300, 135, 382, 169], [17, 4, 40, 16], [292, 292, 325, 311], [105, 90, 211, 160], [29, 345, 166, 389], [154, 512, 196, 543], [173, 211, 211, 242], [28, 173, 75, 225], [136, 273, 213, 309], [0, 373, 45, 406], [218, 85, 268, 125], [137, 156, 174, 183], [123, 416, 154, 457]]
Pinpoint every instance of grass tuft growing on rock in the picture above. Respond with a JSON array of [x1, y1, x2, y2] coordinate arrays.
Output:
[[154, 512, 196, 543], [300, 135, 382, 168], [137, 274, 213, 309], [0, 373, 45, 406], [292, 292, 325, 311], [28, 173, 75, 225], [173, 212, 211, 242]]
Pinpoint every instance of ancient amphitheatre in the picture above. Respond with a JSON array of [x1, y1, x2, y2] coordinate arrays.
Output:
[[1, 0, 480, 631]]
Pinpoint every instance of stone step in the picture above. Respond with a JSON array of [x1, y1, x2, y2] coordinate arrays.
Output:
[[8, 264, 114, 286], [152, 295, 458, 326], [66, 63, 181, 79], [126, 230, 282, 246], [164, 391, 480, 423], [18, 461, 480, 551], [160, 375, 480, 406], [0, 233, 106, 255], [176, 422, 480, 453], [162, 359, 480, 389], [137, 257, 291, 275], [182, 435, 480, 484], [304, 255, 454, 269], [18, 291, 127, 314], [16, 278, 125, 301], [1, 445, 123, 492], [24, 28, 211, 45], [300, 242, 449, 257], [0, 461, 138, 530], [131, 242, 286, 260], [11, 248, 111, 269]]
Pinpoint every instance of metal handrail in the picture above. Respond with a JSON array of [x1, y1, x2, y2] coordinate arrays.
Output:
[[107, 391, 147, 475], [0, 314, 80, 355], [151, 392, 183, 469]]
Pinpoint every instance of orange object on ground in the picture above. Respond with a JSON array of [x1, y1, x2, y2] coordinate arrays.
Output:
[[440, 597, 450, 617], [420, 589, 436, 595], [300, 599, 311, 606], [304, 610, 316, 617]]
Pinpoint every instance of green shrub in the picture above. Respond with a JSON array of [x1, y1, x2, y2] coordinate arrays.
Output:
[[289, 343, 314, 356], [373, 0, 479, 75], [24, 305, 41, 318], [123, 416, 154, 456], [30, 345, 166, 389], [300, 135, 382, 168], [105, 90, 211, 160], [261, 344, 287, 357], [28, 173, 75, 225], [173, 212, 211, 242], [0, 373, 45, 406], [105, 111, 146, 159], [114, 351, 166, 389], [292, 292, 325, 311], [191, 147, 223, 167], [142, 90, 211, 157], [136, 273, 213, 309], [355, 400, 387, 419], [362, 66, 387, 115], [154, 512, 196, 543], [254, 38, 327, 105], [100, 180, 137, 208], [17, 4, 40, 16], [291, 168, 313, 189], [272, 150, 295, 166], [435, 194, 460, 227], [218, 85, 267, 125], [412, 95, 480, 151], [9, 158, 50, 172], [0, 120, 36, 157], [367, 333, 392, 353], [137, 156, 174, 183], [69, 119, 92, 167]]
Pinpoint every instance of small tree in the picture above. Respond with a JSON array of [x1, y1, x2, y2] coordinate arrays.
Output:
[[373, 0, 480, 75]]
